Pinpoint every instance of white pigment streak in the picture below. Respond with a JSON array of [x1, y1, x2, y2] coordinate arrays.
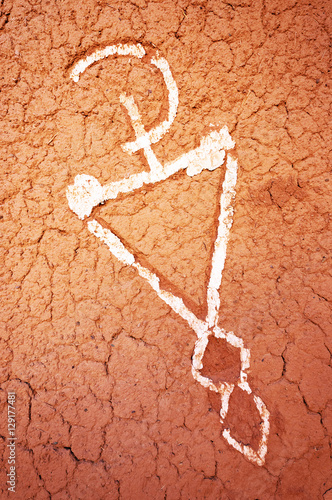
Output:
[[84, 221, 208, 337], [240, 347, 251, 371], [122, 55, 179, 154], [102, 171, 150, 204], [87, 220, 135, 266], [222, 429, 263, 466], [206, 154, 238, 326], [70, 44, 146, 82], [119, 93, 164, 175], [220, 384, 235, 420], [254, 395, 270, 462], [133, 262, 208, 338], [66, 127, 235, 219], [225, 331, 243, 349], [238, 380, 252, 394], [67, 45, 271, 465], [206, 287, 220, 329]]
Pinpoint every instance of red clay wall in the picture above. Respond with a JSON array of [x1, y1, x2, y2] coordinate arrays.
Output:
[[0, 0, 331, 498]]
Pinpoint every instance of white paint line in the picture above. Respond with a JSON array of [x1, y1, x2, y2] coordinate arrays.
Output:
[[69, 43, 146, 83], [86, 196, 270, 467], [119, 93, 164, 176], [240, 347, 251, 371], [122, 54, 179, 154], [238, 379, 252, 394], [220, 384, 235, 420], [66, 127, 233, 220], [133, 262, 208, 337], [87, 220, 207, 338], [222, 394, 270, 466], [191, 335, 218, 391], [225, 331, 244, 349], [206, 154, 238, 328], [223, 429, 264, 466], [253, 395, 270, 462], [87, 219, 135, 266]]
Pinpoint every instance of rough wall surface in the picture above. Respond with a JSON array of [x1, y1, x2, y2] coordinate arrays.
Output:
[[0, 0, 331, 498]]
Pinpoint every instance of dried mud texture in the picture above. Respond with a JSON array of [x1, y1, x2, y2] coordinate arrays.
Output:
[[0, 0, 331, 498]]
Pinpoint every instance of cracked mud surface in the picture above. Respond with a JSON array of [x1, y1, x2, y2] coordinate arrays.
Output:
[[0, 0, 331, 498]]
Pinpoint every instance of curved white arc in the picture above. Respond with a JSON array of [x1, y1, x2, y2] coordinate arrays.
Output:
[[122, 54, 179, 154], [70, 43, 146, 82], [151, 54, 178, 132], [69, 43, 178, 157], [222, 429, 264, 466]]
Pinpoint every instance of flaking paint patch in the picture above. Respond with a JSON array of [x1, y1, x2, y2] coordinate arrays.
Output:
[[66, 43, 270, 466]]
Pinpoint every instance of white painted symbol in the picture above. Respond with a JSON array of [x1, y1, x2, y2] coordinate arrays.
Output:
[[67, 43, 270, 466]]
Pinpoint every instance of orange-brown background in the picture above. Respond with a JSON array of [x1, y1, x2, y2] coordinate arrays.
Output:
[[0, 0, 331, 498]]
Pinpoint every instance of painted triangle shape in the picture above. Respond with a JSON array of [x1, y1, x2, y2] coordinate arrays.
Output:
[[94, 166, 226, 319]]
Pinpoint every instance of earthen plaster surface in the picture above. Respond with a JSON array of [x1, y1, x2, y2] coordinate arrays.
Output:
[[0, 0, 331, 498]]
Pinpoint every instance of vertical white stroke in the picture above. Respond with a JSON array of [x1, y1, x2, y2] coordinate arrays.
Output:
[[206, 154, 238, 328], [119, 93, 164, 176], [68, 43, 179, 164], [122, 53, 179, 154]]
